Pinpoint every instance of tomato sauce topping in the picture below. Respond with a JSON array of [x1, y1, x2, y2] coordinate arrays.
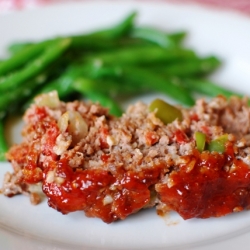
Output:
[[42, 158, 163, 223], [157, 144, 250, 219]]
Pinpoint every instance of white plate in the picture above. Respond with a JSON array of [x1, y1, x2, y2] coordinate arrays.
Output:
[[1, 1, 250, 250]]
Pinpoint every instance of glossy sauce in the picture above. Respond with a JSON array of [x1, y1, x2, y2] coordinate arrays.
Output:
[[42, 157, 164, 223], [157, 143, 250, 219]]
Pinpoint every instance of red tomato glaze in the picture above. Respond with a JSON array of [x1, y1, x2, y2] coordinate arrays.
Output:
[[157, 143, 250, 219], [42, 158, 163, 223]]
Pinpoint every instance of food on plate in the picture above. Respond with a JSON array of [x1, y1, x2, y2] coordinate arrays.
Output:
[[0, 12, 244, 161], [2, 91, 250, 223]]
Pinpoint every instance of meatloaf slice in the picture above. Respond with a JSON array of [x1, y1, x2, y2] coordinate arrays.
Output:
[[3, 91, 250, 223]]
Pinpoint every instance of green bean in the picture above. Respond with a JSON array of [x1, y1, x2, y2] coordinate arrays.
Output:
[[7, 57, 74, 113], [90, 66, 195, 106], [27, 63, 139, 109], [34, 73, 131, 116], [85, 46, 197, 66], [131, 28, 188, 48], [123, 68, 195, 105], [182, 78, 243, 99], [8, 34, 183, 55], [60, 56, 220, 81], [130, 27, 176, 48], [0, 72, 51, 115], [23, 62, 105, 108], [89, 11, 137, 39], [73, 77, 142, 97], [0, 40, 52, 76], [34, 73, 76, 99], [58, 63, 121, 82], [0, 38, 71, 92], [70, 37, 122, 50], [7, 38, 120, 55], [168, 31, 187, 44], [73, 81, 123, 116], [7, 42, 33, 55], [66, 64, 195, 105], [33, 63, 117, 97], [150, 56, 221, 77], [7, 38, 144, 58], [31, 63, 90, 91], [84, 65, 123, 79], [30, 63, 141, 106], [0, 120, 8, 161], [11, 37, 152, 56], [7, 36, 127, 56]]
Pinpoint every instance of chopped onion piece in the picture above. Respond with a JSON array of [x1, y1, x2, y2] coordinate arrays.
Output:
[[58, 110, 88, 145], [34, 91, 60, 108]]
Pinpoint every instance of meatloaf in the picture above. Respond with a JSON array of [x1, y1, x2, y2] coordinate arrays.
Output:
[[3, 91, 250, 223]]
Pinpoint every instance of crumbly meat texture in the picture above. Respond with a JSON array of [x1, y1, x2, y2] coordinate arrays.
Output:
[[3, 95, 250, 223]]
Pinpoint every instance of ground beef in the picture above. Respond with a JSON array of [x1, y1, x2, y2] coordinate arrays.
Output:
[[3, 93, 250, 223]]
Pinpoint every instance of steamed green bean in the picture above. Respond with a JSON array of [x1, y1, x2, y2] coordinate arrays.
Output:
[[0, 40, 51, 76], [182, 78, 243, 99], [131, 27, 176, 48], [0, 120, 8, 161], [85, 46, 197, 66], [0, 38, 71, 92], [150, 56, 221, 77]]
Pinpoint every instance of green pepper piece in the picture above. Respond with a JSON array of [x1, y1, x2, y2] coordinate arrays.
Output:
[[207, 134, 228, 153], [194, 131, 206, 152], [149, 99, 183, 124]]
